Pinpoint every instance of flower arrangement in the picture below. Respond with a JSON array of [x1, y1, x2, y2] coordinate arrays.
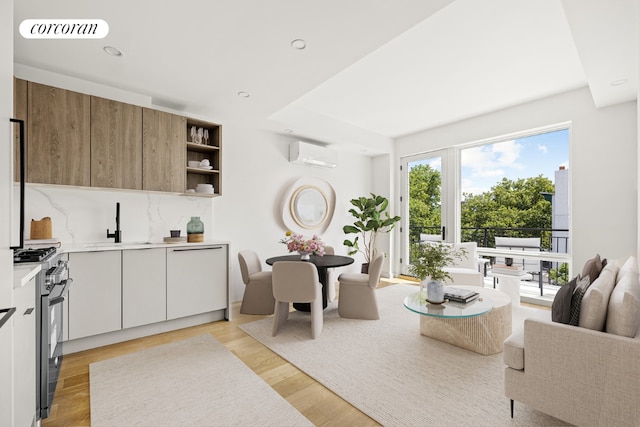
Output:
[[280, 231, 325, 256]]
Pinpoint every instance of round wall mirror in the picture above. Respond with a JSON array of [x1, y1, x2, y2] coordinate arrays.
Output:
[[290, 185, 329, 229]]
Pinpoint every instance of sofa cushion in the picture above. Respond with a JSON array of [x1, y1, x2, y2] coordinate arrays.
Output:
[[569, 275, 591, 326], [503, 326, 525, 370], [581, 253, 604, 283], [503, 310, 550, 371], [616, 255, 637, 285], [551, 276, 577, 324], [579, 260, 619, 331], [606, 257, 640, 337]]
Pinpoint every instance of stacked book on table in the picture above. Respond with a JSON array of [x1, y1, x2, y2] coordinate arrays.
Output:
[[491, 263, 528, 276], [444, 286, 480, 303]]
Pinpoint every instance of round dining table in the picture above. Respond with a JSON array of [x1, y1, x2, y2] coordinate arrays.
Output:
[[265, 254, 354, 311]]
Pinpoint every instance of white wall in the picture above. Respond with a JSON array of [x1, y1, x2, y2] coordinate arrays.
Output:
[[395, 87, 638, 273], [212, 124, 372, 302]]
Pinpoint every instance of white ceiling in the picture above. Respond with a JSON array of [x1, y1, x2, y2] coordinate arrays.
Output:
[[13, 0, 638, 155]]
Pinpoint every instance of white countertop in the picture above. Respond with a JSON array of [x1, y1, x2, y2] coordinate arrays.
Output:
[[61, 240, 230, 253], [13, 240, 230, 287], [13, 263, 41, 289]]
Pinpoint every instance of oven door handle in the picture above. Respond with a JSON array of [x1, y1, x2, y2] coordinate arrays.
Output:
[[0, 307, 17, 330], [49, 278, 72, 306]]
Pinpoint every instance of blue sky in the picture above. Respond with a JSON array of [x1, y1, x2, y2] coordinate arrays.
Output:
[[410, 128, 569, 197]]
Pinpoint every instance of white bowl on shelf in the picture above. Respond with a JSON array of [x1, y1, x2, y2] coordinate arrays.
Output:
[[195, 187, 214, 194]]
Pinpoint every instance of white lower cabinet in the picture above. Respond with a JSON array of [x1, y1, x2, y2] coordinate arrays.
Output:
[[123, 248, 166, 328], [13, 276, 36, 427], [68, 251, 122, 340], [65, 244, 228, 346], [167, 245, 228, 320]]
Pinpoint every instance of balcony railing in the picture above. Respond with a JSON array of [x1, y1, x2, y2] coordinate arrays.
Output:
[[409, 225, 570, 297]]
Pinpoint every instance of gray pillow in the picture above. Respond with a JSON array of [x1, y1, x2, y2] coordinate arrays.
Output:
[[579, 261, 619, 331], [552, 276, 577, 324], [581, 254, 603, 284], [569, 276, 591, 326]]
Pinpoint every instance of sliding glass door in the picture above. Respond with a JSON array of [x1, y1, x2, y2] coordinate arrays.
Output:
[[399, 149, 455, 275]]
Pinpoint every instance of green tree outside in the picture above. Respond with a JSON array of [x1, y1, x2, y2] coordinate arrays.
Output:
[[409, 168, 564, 281]]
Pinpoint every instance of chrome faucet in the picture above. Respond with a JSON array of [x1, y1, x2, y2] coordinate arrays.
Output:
[[106, 202, 122, 243]]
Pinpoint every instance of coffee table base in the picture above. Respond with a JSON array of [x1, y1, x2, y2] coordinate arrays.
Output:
[[419, 299, 512, 355]]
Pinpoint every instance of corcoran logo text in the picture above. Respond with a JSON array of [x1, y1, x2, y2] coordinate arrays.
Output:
[[20, 19, 109, 39]]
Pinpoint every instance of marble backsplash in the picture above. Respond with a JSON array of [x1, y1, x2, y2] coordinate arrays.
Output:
[[19, 184, 213, 245]]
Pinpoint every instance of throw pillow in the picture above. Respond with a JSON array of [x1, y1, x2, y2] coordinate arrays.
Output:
[[552, 276, 578, 324], [579, 260, 620, 331], [616, 256, 637, 285], [569, 275, 591, 326], [581, 254, 604, 284], [606, 257, 640, 337]]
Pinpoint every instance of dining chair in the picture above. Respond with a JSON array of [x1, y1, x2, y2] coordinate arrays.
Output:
[[238, 250, 275, 315], [337, 253, 384, 320], [324, 245, 337, 301], [272, 261, 323, 339]]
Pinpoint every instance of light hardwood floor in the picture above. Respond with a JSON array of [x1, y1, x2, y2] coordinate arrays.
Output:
[[42, 278, 546, 427]]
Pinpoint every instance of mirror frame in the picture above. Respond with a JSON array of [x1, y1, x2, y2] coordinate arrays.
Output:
[[290, 185, 329, 229]]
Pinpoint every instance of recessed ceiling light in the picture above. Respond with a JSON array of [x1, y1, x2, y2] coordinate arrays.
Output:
[[237, 91, 250, 98], [291, 39, 306, 50], [611, 78, 628, 86], [103, 46, 123, 57], [284, 128, 293, 133]]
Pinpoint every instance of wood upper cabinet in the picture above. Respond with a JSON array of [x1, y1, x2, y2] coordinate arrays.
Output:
[[142, 108, 186, 192], [91, 96, 143, 189], [17, 78, 222, 194], [27, 82, 91, 186]]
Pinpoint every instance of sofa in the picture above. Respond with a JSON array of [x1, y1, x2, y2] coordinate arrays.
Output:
[[503, 255, 640, 426]]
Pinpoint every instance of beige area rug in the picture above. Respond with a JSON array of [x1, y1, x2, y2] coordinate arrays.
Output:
[[240, 284, 569, 427], [89, 334, 313, 427]]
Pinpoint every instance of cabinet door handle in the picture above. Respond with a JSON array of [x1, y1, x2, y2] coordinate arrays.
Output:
[[172, 246, 223, 252], [24, 308, 34, 315], [0, 307, 17, 329]]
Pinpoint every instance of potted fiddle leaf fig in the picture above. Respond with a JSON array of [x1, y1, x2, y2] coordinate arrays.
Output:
[[408, 242, 466, 303], [343, 193, 401, 272]]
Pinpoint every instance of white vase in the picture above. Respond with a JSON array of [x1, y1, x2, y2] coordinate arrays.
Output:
[[426, 279, 445, 304]]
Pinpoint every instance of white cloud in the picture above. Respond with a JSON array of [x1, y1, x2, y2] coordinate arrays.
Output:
[[461, 139, 524, 178], [538, 144, 548, 154]]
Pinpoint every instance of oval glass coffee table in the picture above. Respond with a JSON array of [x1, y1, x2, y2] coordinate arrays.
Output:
[[403, 286, 512, 355]]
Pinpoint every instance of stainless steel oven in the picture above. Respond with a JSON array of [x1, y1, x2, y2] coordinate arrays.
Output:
[[38, 253, 71, 419], [14, 248, 72, 420]]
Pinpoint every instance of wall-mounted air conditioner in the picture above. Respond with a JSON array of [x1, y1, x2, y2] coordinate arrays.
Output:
[[289, 141, 338, 168]]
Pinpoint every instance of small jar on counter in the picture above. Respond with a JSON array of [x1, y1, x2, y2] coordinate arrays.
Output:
[[187, 216, 204, 242]]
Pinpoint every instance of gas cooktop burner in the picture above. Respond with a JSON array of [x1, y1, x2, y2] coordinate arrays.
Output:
[[14, 247, 57, 263]]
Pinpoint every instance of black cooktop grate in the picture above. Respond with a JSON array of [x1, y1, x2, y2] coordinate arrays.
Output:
[[13, 247, 57, 263]]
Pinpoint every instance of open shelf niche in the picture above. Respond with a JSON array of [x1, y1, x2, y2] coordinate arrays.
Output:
[[185, 118, 221, 197]]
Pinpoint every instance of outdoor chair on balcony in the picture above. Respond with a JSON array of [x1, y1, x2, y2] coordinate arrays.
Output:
[[494, 236, 542, 277]]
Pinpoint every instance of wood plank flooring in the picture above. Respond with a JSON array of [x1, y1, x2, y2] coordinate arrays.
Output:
[[41, 278, 546, 427]]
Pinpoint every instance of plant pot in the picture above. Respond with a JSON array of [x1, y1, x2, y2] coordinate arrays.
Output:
[[426, 279, 445, 304], [298, 251, 311, 260], [361, 263, 369, 274]]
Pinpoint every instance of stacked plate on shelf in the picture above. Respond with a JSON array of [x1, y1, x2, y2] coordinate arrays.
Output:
[[196, 183, 214, 194]]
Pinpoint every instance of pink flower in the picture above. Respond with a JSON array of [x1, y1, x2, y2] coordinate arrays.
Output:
[[279, 232, 325, 256]]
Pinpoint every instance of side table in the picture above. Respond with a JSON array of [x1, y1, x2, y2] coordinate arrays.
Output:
[[487, 271, 532, 307]]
